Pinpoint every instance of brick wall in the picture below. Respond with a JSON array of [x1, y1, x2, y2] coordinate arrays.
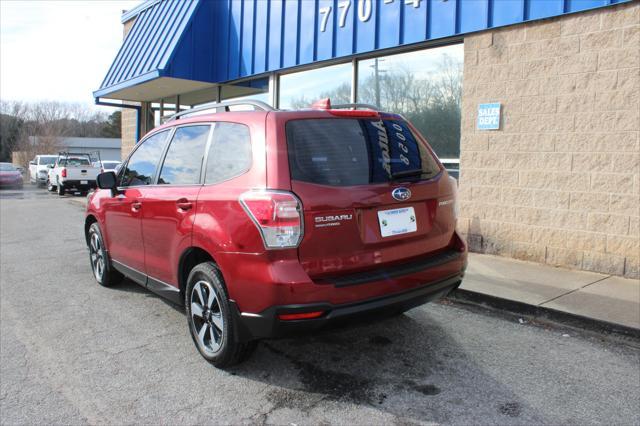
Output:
[[458, 2, 639, 278], [120, 18, 138, 160]]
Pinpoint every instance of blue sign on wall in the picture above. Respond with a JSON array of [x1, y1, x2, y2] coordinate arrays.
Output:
[[477, 103, 501, 130]]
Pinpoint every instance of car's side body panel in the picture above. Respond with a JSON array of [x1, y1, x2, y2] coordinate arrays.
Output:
[[141, 185, 201, 287]]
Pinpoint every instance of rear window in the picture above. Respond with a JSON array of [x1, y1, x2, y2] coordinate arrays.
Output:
[[286, 118, 441, 186], [0, 163, 16, 171], [59, 158, 90, 166]]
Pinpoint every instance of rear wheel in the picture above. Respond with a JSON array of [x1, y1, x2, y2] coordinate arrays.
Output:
[[88, 222, 122, 287], [186, 262, 255, 367], [57, 182, 65, 196]]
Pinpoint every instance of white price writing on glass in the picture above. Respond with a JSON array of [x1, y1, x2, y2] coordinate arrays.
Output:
[[393, 123, 410, 165], [320, 0, 421, 32]]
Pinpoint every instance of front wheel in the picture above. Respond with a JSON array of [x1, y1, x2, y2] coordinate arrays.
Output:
[[87, 223, 122, 287], [186, 262, 255, 368], [46, 179, 55, 192]]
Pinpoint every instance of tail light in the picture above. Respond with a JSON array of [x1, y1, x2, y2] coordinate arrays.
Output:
[[61, 168, 67, 178], [240, 190, 303, 249]]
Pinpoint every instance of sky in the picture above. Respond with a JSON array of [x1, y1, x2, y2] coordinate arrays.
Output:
[[0, 0, 141, 112]]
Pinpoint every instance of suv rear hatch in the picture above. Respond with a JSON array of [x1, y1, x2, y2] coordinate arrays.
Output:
[[284, 112, 458, 280]]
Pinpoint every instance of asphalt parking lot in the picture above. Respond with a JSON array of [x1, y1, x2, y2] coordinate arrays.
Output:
[[1, 186, 639, 425]]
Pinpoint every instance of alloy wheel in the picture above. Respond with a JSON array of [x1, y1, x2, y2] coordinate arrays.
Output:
[[190, 280, 224, 355], [89, 232, 105, 282]]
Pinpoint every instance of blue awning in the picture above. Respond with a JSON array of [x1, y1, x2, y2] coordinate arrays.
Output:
[[94, 0, 217, 101], [96, 0, 631, 102]]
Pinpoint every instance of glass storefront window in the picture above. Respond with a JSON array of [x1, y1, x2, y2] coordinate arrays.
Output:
[[279, 62, 352, 110], [357, 44, 463, 159]]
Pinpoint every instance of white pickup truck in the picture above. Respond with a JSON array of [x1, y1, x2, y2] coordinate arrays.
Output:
[[47, 153, 101, 196], [29, 155, 58, 186]]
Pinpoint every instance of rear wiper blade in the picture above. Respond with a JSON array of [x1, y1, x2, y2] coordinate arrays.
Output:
[[390, 168, 423, 181]]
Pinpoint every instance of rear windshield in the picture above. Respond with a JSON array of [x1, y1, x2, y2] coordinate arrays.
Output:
[[59, 158, 90, 166], [286, 118, 441, 186], [39, 157, 56, 165], [0, 163, 16, 171]]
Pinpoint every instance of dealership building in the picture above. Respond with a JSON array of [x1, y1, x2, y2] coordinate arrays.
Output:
[[95, 0, 639, 278]]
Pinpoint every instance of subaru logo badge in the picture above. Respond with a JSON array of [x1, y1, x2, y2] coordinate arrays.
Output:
[[392, 187, 411, 201]]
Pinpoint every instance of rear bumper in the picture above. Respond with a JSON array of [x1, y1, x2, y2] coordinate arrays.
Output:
[[60, 180, 96, 189], [0, 180, 23, 188], [231, 270, 464, 341]]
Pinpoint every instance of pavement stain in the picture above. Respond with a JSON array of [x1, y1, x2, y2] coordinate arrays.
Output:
[[368, 335, 393, 346], [402, 380, 441, 396], [262, 342, 376, 405], [498, 402, 521, 417]]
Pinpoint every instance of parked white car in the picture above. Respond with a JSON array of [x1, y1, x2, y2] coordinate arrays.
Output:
[[29, 155, 57, 186], [47, 153, 101, 196], [100, 160, 121, 173]]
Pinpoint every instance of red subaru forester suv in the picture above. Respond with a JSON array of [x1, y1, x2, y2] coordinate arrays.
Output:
[[85, 99, 467, 367]]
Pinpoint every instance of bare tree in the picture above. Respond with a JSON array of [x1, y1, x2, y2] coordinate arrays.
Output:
[[0, 100, 113, 167]]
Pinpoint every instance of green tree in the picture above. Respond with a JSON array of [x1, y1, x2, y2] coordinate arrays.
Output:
[[100, 111, 121, 138]]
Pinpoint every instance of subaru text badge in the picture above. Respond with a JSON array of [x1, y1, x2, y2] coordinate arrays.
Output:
[[392, 187, 411, 201]]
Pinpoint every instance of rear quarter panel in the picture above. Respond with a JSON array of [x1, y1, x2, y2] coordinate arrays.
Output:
[[192, 113, 269, 298]]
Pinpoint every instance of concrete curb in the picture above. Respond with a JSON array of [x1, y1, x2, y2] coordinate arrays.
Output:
[[448, 289, 640, 342]]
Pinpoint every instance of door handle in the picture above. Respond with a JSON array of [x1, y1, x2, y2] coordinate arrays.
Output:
[[131, 201, 142, 212], [176, 199, 192, 211]]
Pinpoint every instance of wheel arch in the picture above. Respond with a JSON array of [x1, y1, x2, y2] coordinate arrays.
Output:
[[178, 247, 217, 298], [84, 214, 98, 246]]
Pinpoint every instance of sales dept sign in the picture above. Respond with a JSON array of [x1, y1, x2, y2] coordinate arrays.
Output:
[[477, 103, 501, 130]]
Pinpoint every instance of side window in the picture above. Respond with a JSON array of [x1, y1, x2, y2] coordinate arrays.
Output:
[[120, 130, 169, 187], [158, 125, 210, 185], [205, 122, 252, 184]]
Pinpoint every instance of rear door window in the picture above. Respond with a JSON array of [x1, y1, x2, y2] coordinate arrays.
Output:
[[286, 118, 440, 186], [158, 125, 210, 185]]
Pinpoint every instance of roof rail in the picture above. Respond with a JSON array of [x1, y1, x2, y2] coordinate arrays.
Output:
[[330, 103, 380, 111], [167, 99, 276, 122]]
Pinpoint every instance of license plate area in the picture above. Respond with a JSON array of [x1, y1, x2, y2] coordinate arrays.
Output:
[[377, 207, 417, 237], [80, 180, 88, 185]]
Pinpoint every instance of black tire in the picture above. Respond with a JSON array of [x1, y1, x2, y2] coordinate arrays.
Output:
[[46, 179, 55, 192], [185, 262, 255, 368], [57, 182, 65, 196], [87, 222, 123, 287]]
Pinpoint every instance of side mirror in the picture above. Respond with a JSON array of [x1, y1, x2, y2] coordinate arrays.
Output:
[[96, 171, 118, 196], [29, 161, 35, 166], [48, 164, 55, 168]]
